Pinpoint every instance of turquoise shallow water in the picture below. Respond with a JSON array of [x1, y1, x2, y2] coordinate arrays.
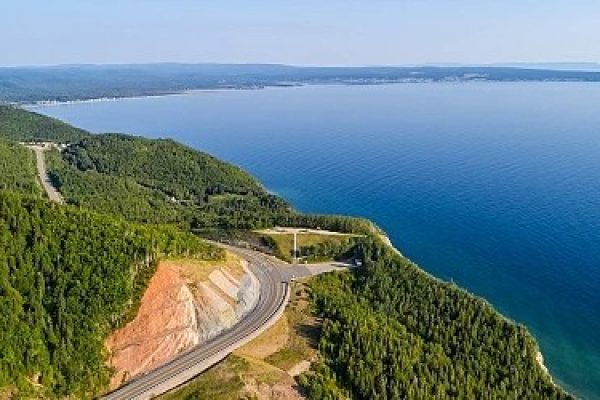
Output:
[[33, 82, 600, 399]]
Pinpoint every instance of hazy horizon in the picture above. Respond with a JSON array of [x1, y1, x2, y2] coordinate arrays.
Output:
[[2, 1, 599, 67], [2, 62, 600, 72]]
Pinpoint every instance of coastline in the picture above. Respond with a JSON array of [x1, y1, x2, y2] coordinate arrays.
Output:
[[12, 80, 496, 108], [21, 84, 303, 108], [537, 351, 552, 380], [375, 229, 564, 394], [377, 232, 403, 256], [20, 78, 600, 108], [23, 89, 225, 108]]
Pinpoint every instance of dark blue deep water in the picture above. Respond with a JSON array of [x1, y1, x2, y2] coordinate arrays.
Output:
[[33, 83, 600, 399]]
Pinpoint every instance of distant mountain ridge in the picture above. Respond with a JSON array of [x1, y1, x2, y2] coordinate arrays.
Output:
[[2, 63, 600, 103], [491, 62, 600, 72]]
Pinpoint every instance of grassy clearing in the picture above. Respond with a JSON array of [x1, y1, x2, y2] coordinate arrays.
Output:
[[0, 386, 17, 400], [237, 278, 319, 372], [238, 278, 319, 370], [158, 356, 248, 400], [259, 232, 357, 263], [236, 315, 290, 360], [265, 279, 320, 371], [159, 354, 294, 400], [167, 250, 245, 282], [207, 193, 246, 204]]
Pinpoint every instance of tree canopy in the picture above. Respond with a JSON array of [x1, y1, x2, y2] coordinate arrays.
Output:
[[301, 236, 571, 399], [0, 105, 89, 143]]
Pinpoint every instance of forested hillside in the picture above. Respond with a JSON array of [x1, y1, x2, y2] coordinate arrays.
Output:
[[0, 139, 41, 196], [0, 105, 89, 142], [48, 134, 292, 228], [0, 191, 222, 397], [62, 134, 264, 201], [301, 236, 571, 399], [46, 149, 188, 224]]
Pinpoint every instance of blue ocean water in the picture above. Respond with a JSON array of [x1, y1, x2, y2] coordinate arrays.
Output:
[[33, 83, 600, 399]]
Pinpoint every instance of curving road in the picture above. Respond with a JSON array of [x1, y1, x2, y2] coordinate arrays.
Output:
[[23, 141, 343, 399], [102, 246, 302, 400]]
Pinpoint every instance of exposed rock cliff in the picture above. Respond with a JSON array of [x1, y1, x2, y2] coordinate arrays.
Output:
[[106, 252, 259, 389]]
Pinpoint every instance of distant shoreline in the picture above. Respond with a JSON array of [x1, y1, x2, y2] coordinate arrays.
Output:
[[24, 88, 255, 108], [19, 77, 600, 108]]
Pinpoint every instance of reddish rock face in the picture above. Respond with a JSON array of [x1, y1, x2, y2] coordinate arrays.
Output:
[[105, 258, 260, 390], [106, 263, 200, 389]]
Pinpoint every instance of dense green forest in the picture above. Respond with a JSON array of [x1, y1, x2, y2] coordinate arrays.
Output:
[[300, 236, 571, 399], [46, 134, 293, 228], [46, 149, 188, 224], [0, 191, 222, 397], [0, 105, 89, 142], [0, 139, 41, 196], [61, 134, 264, 201]]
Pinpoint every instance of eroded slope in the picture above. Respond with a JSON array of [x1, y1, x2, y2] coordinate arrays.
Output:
[[106, 252, 259, 389]]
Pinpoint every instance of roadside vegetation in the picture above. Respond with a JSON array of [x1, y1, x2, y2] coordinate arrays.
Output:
[[158, 354, 293, 400], [0, 191, 222, 398], [263, 280, 321, 371]]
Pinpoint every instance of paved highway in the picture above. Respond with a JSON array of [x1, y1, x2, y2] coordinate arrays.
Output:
[[24, 141, 343, 399], [103, 246, 299, 400]]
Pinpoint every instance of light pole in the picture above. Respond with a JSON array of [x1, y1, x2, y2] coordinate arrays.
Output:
[[293, 231, 297, 264]]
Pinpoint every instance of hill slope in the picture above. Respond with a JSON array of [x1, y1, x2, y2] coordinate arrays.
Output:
[[62, 133, 265, 202], [49, 133, 292, 228], [0, 191, 221, 397], [0, 105, 89, 142], [302, 236, 571, 399]]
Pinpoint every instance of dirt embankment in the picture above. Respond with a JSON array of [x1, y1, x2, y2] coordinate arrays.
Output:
[[105, 252, 259, 390]]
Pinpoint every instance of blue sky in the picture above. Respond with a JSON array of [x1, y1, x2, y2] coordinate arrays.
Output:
[[2, 0, 599, 66]]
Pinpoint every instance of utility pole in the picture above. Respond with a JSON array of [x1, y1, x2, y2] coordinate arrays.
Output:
[[293, 231, 297, 265]]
